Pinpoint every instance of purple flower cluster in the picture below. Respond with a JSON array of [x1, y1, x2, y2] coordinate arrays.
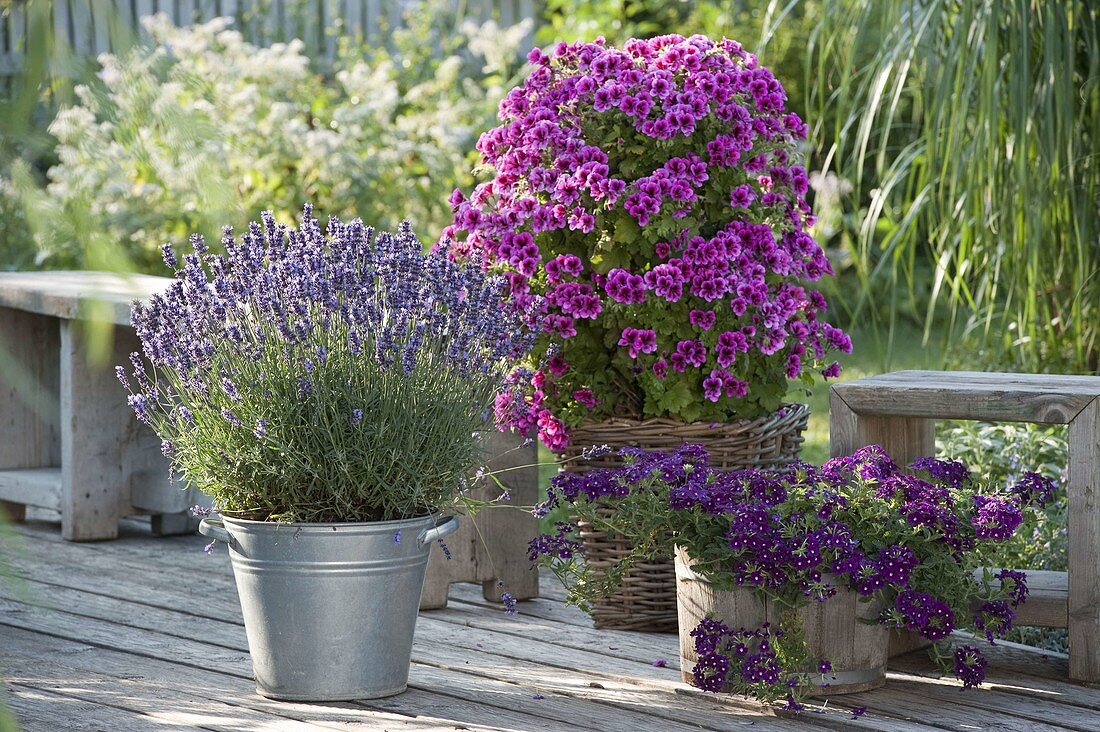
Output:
[[444, 35, 850, 449], [995, 568, 1029, 606], [893, 590, 956, 640], [1011, 471, 1057, 507], [526, 522, 583, 562], [971, 495, 1023, 540], [690, 620, 798, 694], [953, 645, 988, 688], [529, 442, 1046, 692], [910, 456, 971, 489], [973, 600, 1015, 644]]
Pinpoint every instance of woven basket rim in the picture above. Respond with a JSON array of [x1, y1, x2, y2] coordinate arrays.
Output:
[[569, 402, 809, 431], [560, 403, 810, 630]]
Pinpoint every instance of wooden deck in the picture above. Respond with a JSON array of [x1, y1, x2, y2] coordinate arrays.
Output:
[[2, 517, 1098, 732]]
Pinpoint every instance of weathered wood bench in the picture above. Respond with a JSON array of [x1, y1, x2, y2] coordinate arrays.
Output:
[[831, 370, 1100, 682], [0, 271, 197, 541]]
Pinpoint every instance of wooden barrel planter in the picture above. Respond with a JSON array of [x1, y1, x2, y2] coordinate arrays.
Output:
[[674, 547, 889, 695], [557, 403, 810, 631]]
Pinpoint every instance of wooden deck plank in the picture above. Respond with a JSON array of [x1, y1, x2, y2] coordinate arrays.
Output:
[[0, 573, 819, 732], [7, 520, 1100, 731], [6, 684, 194, 732], [0, 606, 604, 732], [1, 575, 796, 731], [0, 626, 418, 731], [0, 590, 739, 730]]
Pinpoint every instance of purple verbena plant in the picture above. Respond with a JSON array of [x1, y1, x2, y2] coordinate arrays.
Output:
[[443, 35, 851, 450], [529, 444, 1056, 702], [120, 205, 536, 522]]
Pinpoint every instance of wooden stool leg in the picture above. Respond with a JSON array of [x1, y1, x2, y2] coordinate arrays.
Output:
[[830, 390, 936, 656], [1068, 398, 1100, 682], [478, 433, 540, 603], [60, 322, 124, 541], [151, 512, 198, 536]]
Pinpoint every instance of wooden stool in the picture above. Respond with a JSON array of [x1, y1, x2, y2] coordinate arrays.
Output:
[[0, 271, 199, 540], [830, 370, 1100, 682], [420, 431, 540, 610]]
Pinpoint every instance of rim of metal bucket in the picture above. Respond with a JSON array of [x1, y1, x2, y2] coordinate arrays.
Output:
[[199, 513, 458, 549]]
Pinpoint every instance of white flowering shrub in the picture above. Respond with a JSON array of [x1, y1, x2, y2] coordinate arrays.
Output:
[[28, 7, 530, 270]]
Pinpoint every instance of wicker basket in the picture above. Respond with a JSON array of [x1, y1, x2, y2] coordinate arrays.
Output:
[[557, 403, 810, 631]]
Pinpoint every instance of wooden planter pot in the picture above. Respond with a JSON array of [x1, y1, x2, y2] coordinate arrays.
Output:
[[556, 404, 810, 631], [674, 547, 889, 695]]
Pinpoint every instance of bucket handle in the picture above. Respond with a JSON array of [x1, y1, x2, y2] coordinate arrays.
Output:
[[418, 516, 459, 548], [198, 517, 234, 548]]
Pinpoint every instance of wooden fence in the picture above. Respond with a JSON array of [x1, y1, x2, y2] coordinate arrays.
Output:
[[0, 0, 539, 80]]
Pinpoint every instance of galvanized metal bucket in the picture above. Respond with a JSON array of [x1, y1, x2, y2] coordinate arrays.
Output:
[[199, 513, 459, 701]]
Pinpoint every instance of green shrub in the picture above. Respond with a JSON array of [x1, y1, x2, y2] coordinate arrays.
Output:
[[20, 7, 530, 271], [938, 421, 1067, 571]]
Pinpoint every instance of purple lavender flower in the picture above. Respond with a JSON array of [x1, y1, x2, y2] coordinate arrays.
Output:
[[128, 394, 153, 425], [393, 529, 402, 544], [580, 443, 612, 460], [221, 407, 242, 428], [501, 591, 518, 615], [161, 243, 178, 269]]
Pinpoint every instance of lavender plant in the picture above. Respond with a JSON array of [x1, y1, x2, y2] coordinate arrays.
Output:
[[120, 206, 536, 523], [530, 444, 1053, 702]]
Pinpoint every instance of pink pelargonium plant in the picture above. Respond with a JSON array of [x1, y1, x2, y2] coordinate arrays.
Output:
[[442, 34, 852, 451]]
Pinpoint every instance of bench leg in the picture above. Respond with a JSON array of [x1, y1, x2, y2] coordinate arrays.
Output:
[[0, 308, 61, 520], [151, 511, 199, 536], [1068, 398, 1100, 682], [830, 390, 936, 657], [60, 322, 124, 541]]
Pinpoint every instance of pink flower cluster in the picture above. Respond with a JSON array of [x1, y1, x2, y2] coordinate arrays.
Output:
[[444, 34, 850, 450]]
